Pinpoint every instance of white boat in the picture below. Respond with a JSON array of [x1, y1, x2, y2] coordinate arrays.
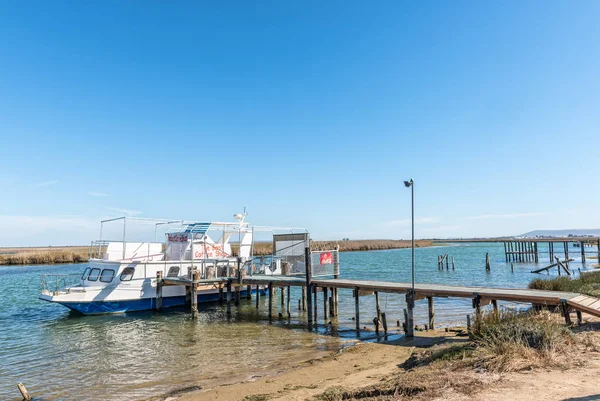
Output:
[[40, 213, 310, 315]]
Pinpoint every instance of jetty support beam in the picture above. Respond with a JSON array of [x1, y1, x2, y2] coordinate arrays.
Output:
[[155, 271, 163, 311], [405, 291, 414, 338]]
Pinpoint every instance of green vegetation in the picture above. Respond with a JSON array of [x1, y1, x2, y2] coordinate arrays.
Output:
[[529, 270, 600, 297], [315, 310, 590, 400]]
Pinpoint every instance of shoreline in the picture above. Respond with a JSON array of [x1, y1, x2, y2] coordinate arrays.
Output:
[[157, 319, 600, 401], [0, 240, 434, 265]]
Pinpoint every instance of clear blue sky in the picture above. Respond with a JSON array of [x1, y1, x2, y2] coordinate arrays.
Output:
[[1, 1, 600, 246]]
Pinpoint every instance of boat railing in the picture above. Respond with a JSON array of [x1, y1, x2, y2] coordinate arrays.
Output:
[[41, 274, 82, 295]]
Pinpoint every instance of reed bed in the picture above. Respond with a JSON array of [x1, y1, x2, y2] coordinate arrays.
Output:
[[529, 270, 600, 298], [1, 240, 433, 265], [0, 247, 90, 265]]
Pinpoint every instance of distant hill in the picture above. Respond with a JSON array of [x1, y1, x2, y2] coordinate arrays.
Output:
[[519, 229, 600, 238]]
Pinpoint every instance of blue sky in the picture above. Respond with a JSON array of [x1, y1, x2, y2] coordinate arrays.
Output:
[[1, 1, 600, 246]]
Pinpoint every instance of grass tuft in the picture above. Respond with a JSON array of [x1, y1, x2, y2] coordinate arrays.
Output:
[[529, 270, 600, 297]]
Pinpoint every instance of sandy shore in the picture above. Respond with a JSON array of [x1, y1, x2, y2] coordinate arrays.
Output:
[[166, 330, 465, 401], [163, 325, 600, 401]]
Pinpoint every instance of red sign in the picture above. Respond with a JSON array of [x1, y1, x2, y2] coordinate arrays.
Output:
[[320, 252, 333, 265]]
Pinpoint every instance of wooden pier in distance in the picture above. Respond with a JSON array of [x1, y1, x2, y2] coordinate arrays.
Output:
[[437, 238, 600, 264]]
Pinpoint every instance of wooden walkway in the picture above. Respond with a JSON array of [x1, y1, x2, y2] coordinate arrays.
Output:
[[156, 273, 600, 336]]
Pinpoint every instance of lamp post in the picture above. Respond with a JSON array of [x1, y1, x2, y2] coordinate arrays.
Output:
[[403, 179, 414, 294], [403, 178, 415, 337]]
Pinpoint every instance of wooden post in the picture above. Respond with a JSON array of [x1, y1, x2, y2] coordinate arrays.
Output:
[[472, 294, 481, 322], [445, 254, 449, 270], [535, 242, 539, 263], [504, 241, 508, 262], [305, 246, 313, 325], [247, 284, 252, 299], [492, 299, 498, 314], [323, 286, 329, 321], [329, 287, 336, 317], [375, 291, 382, 332], [405, 291, 414, 338], [511, 262, 514, 272], [281, 285, 285, 307], [333, 245, 339, 316], [155, 271, 163, 311], [508, 242, 513, 261], [427, 296, 434, 330], [255, 285, 260, 308], [301, 286, 307, 311], [354, 287, 360, 331], [226, 279, 232, 316], [598, 239, 600, 262], [268, 281, 273, 321], [561, 300, 571, 326], [313, 284, 318, 323], [437, 255, 441, 270], [466, 314, 471, 334], [17, 383, 32, 401], [381, 312, 388, 333], [485, 253, 491, 271], [235, 285, 241, 306], [581, 241, 586, 263], [219, 285, 224, 304], [191, 269, 199, 318], [452, 256, 455, 270], [576, 310, 583, 325], [286, 286, 291, 317]]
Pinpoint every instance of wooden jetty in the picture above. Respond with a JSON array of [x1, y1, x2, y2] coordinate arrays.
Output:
[[156, 270, 600, 338], [438, 238, 600, 264]]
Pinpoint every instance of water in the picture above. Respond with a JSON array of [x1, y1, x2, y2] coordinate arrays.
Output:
[[0, 242, 593, 401]]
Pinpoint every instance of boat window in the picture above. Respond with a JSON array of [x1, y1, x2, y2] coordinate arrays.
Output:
[[100, 269, 115, 283], [120, 267, 135, 281], [81, 267, 91, 280], [88, 268, 101, 282], [167, 266, 180, 277]]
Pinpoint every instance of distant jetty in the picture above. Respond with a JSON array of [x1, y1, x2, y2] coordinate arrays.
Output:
[[0, 240, 433, 265]]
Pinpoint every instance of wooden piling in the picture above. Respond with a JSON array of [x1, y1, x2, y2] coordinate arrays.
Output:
[[17, 383, 32, 401], [191, 269, 199, 318], [354, 287, 360, 331], [427, 296, 434, 330], [561, 300, 572, 326], [226, 279, 232, 316], [576, 310, 583, 325], [504, 242, 508, 262], [313, 285, 318, 323], [234, 285, 241, 306], [581, 241, 586, 263], [330, 287, 336, 317], [534, 242, 539, 263], [472, 294, 481, 322], [268, 282, 273, 321], [445, 254, 449, 270], [305, 246, 313, 325], [381, 312, 388, 333], [301, 286, 307, 311], [492, 299, 498, 313], [485, 253, 491, 271], [247, 284, 252, 299], [255, 285, 260, 308], [281, 285, 285, 306], [155, 271, 163, 311], [323, 286, 329, 320], [405, 291, 415, 337], [375, 291, 382, 332], [452, 256, 455, 270], [219, 285, 224, 304], [286, 286, 291, 317]]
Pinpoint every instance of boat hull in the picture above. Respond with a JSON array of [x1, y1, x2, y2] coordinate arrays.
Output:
[[42, 288, 266, 315]]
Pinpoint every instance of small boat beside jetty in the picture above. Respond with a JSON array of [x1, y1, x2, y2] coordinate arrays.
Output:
[[40, 212, 309, 314]]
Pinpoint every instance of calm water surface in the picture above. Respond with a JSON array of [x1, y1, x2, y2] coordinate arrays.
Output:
[[0, 242, 593, 400]]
